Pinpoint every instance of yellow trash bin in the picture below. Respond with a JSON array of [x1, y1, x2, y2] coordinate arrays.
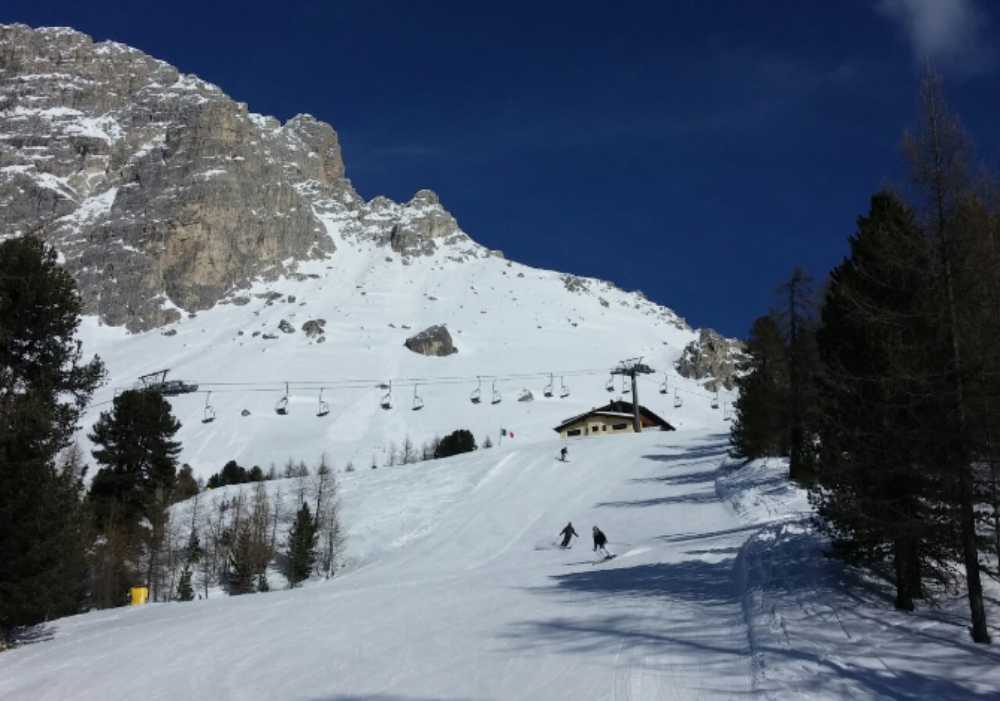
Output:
[[130, 586, 149, 606]]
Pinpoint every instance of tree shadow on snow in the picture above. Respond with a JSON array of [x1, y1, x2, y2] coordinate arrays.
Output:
[[309, 694, 484, 701], [5, 623, 56, 647], [658, 523, 766, 543], [530, 559, 740, 607], [630, 467, 723, 486], [597, 491, 720, 508]]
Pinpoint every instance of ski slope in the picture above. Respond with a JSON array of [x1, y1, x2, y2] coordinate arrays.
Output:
[[4, 430, 999, 699], [1, 431, 751, 700]]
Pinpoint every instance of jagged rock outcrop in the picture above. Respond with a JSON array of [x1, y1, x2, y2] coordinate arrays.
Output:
[[0, 24, 489, 330], [674, 328, 745, 392], [301, 319, 326, 338], [277, 319, 295, 334], [404, 325, 457, 357]]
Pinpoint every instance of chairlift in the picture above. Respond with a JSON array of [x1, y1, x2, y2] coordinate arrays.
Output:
[[412, 384, 424, 411], [275, 383, 289, 415], [518, 388, 533, 402], [711, 392, 720, 410], [201, 391, 216, 424], [605, 375, 615, 392], [559, 376, 570, 399], [543, 373, 554, 398], [622, 375, 631, 395], [317, 388, 330, 417], [673, 389, 683, 408], [659, 374, 668, 395], [723, 399, 732, 422], [470, 377, 482, 404], [491, 381, 502, 405], [380, 381, 392, 410]]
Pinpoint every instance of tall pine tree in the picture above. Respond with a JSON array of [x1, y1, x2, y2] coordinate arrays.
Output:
[[814, 191, 946, 611], [729, 314, 789, 460], [0, 236, 104, 643], [88, 389, 181, 604], [285, 503, 317, 588]]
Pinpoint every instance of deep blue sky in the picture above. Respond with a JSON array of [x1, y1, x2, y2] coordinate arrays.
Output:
[[4, 1, 998, 337]]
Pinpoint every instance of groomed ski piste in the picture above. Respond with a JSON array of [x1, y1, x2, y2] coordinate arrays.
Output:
[[3, 429, 999, 700]]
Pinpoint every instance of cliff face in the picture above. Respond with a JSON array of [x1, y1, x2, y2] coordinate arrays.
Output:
[[0, 24, 479, 330]]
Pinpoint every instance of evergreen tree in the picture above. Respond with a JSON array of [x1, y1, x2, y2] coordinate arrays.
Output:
[[176, 567, 194, 601], [729, 315, 789, 460], [777, 268, 821, 482], [88, 389, 181, 603], [434, 429, 477, 459], [0, 236, 105, 642], [174, 464, 200, 502], [813, 191, 946, 611], [227, 527, 258, 595], [285, 503, 317, 587]]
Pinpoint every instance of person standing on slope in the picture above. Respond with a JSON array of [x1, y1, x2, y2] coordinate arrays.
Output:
[[559, 446, 568, 462], [592, 526, 612, 558], [559, 522, 578, 548]]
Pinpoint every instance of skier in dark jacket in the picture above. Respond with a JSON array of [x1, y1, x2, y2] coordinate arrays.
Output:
[[559, 522, 578, 548], [559, 446, 568, 462], [592, 526, 612, 558]]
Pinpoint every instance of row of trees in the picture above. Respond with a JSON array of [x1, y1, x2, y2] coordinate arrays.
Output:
[[730, 74, 999, 643], [376, 428, 480, 468], [0, 236, 345, 645]]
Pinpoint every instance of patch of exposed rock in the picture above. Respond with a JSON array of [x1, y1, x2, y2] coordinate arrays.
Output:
[[301, 319, 326, 338], [674, 329, 745, 391], [277, 319, 295, 334], [404, 324, 457, 357]]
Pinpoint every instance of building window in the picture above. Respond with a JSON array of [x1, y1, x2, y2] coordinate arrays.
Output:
[[567, 429, 582, 437], [612, 423, 628, 430]]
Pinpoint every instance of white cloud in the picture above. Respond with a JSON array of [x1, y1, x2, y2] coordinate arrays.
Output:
[[877, 0, 993, 72]]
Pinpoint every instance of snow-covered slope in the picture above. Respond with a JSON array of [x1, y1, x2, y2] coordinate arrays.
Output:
[[4, 430, 997, 700], [77, 221, 731, 478]]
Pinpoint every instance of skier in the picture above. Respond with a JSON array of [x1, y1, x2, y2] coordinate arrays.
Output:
[[592, 526, 612, 559], [559, 446, 568, 462], [559, 521, 578, 548]]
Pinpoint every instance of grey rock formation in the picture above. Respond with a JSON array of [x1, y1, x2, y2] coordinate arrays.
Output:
[[674, 329, 745, 392], [0, 24, 489, 330], [301, 319, 325, 338], [277, 319, 295, 334], [404, 325, 457, 357]]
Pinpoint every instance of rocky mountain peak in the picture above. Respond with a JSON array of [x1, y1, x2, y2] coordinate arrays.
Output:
[[0, 24, 487, 330]]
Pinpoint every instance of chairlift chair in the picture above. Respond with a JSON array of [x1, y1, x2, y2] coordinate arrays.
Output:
[[659, 374, 668, 395], [380, 381, 392, 410], [412, 384, 424, 411], [275, 383, 290, 415], [491, 381, 502, 405], [711, 392, 720, 410], [622, 375, 631, 395], [605, 375, 615, 392], [559, 376, 570, 398], [201, 391, 216, 424], [317, 388, 330, 417], [722, 400, 732, 422], [543, 373, 554, 398], [470, 377, 482, 404], [673, 389, 683, 408]]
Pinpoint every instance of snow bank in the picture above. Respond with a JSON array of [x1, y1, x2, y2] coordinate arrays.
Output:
[[719, 458, 1000, 699]]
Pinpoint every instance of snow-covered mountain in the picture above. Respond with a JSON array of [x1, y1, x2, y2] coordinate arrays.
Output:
[[75, 240, 733, 477], [1, 23, 741, 476]]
